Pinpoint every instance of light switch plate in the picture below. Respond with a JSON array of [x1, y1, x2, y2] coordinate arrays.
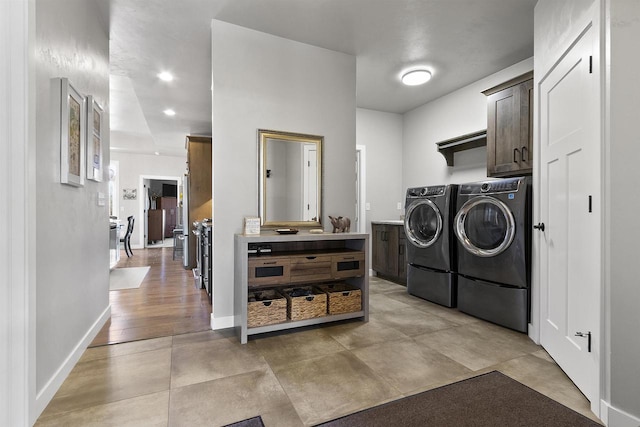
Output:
[[97, 192, 106, 207], [397, 202, 402, 209]]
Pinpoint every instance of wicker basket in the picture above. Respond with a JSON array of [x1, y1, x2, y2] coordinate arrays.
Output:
[[282, 286, 327, 321], [247, 289, 287, 328], [316, 282, 362, 315]]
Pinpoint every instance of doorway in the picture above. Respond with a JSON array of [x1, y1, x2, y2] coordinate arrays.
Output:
[[356, 145, 366, 233], [139, 175, 181, 249]]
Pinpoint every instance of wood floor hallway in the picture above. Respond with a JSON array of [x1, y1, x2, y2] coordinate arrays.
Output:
[[91, 247, 212, 347]]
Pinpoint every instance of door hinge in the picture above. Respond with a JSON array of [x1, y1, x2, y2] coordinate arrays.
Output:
[[575, 331, 592, 352], [589, 56, 593, 74]]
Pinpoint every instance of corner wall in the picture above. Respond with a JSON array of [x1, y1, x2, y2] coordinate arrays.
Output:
[[356, 107, 403, 232], [211, 20, 356, 325], [34, 0, 110, 418], [605, 0, 640, 423], [402, 57, 533, 188]]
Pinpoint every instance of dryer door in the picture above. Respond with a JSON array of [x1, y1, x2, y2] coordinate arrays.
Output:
[[454, 196, 515, 257], [404, 199, 443, 248]]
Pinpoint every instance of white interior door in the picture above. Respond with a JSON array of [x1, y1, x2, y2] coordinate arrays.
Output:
[[303, 145, 317, 221], [538, 23, 600, 412]]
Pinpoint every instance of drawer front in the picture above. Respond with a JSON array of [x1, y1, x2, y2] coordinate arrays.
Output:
[[332, 252, 365, 278], [248, 257, 291, 286], [290, 255, 332, 284]]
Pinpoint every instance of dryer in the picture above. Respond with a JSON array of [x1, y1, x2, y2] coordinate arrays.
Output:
[[453, 176, 531, 332], [404, 184, 457, 307]]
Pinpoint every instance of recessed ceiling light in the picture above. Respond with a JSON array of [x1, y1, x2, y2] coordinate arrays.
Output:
[[163, 109, 176, 116], [154, 151, 160, 155], [157, 72, 173, 82], [401, 69, 432, 86]]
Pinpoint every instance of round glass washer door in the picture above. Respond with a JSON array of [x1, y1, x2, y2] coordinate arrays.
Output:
[[454, 196, 515, 257], [404, 199, 443, 248]]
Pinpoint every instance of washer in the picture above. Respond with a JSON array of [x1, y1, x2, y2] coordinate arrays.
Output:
[[453, 176, 531, 332], [404, 184, 458, 307]]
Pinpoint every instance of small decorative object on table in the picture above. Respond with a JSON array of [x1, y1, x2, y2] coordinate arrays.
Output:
[[244, 217, 261, 235], [329, 216, 351, 233], [276, 228, 299, 235]]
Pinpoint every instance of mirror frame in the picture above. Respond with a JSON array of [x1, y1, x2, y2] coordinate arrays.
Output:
[[258, 129, 323, 228]]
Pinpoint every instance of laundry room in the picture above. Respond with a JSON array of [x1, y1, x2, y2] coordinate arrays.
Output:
[[365, 55, 537, 333]]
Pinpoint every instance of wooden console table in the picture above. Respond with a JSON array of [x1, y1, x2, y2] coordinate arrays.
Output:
[[234, 232, 369, 344]]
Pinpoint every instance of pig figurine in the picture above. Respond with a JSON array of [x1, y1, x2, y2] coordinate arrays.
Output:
[[329, 215, 351, 233]]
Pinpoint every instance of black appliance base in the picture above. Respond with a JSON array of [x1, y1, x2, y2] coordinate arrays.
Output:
[[457, 275, 528, 333], [407, 264, 457, 308]]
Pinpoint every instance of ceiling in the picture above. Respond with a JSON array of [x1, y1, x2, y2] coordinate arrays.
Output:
[[108, 0, 537, 157]]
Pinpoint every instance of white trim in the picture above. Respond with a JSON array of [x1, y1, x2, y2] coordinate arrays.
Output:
[[600, 400, 640, 427], [1, 1, 33, 425], [356, 145, 367, 233], [211, 314, 234, 330], [34, 306, 110, 419]]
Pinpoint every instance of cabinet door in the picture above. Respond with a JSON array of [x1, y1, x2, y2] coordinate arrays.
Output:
[[147, 209, 164, 242], [386, 225, 399, 277], [486, 77, 533, 177], [372, 224, 389, 274], [397, 228, 407, 283]]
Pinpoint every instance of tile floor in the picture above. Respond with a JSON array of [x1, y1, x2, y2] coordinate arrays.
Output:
[[35, 277, 601, 426]]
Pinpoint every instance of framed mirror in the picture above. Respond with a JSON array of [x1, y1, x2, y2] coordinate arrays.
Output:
[[259, 129, 323, 228]]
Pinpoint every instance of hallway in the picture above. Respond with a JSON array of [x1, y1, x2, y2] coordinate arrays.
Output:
[[91, 247, 212, 347]]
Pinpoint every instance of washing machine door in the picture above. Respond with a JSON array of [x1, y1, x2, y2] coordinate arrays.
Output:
[[404, 199, 443, 248], [454, 196, 515, 257]]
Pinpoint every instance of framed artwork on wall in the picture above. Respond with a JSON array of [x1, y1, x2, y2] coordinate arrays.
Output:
[[59, 78, 86, 187], [86, 96, 103, 182]]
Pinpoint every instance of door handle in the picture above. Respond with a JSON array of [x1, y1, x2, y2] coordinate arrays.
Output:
[[533, 223, 545, 232], [575, 331, 592, 352], [513, 148, 520, 163], [522, 146, 528, 162]]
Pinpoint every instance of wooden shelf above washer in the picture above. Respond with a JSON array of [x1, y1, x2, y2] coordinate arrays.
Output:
[[436, 130, 487, 166]]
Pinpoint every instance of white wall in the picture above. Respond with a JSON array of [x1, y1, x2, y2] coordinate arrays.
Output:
[[34, 0, 110, 418], [402, 58, 534, 188], [110, 152, 186, 247], [606, 0, 640, 422], [212, 20, 356, 326], [356, 108, 404, 227]]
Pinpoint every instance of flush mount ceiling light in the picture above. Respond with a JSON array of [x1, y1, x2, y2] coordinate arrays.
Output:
[[401, 69, 432, 86], [157, 71, 173, 82], [163, 109, 176, 116]]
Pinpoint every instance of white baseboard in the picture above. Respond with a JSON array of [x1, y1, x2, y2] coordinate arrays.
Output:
[[34, 305, 111, 419], [601, 399, 640, 427], [210, 314, 234, 330], [527, 322, 540, 345], [369, 269, 376, 276]]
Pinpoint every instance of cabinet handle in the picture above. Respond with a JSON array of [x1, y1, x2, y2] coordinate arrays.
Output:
[[342, 256, 355, 260], [522, 146, 528, 162], [306, 256, 317, 260], [513, 148, 520, 163], [263, 261, 277, 265]]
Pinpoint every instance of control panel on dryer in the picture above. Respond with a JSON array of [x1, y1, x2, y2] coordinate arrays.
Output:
[[406, 186, 445, 198], [459, 177, 522, 195]]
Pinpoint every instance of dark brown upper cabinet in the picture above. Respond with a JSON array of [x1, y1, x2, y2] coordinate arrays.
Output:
[[483, 71, 533, 177]]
